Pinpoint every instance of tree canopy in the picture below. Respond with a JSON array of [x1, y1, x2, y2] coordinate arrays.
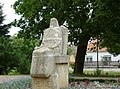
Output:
[[13, 0, 93, 41], [0, 3, 12, 74], [13, 0, 120, 74], [0, 3, 41, 74], [13, 0, 94, 74], [10, 36, 40, 74], [94, 0, 120, 55]]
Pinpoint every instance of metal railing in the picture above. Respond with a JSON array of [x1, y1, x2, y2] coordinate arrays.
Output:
[[84, 61, 119, 68]]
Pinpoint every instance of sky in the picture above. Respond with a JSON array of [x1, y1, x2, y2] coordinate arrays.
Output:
[[0, 0, 21, 36]]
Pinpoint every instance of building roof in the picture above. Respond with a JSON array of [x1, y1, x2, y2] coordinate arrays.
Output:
[[87, 40, 107, 52]]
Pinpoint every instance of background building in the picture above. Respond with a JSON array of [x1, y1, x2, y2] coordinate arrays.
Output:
[[70, 40, 120, 68]]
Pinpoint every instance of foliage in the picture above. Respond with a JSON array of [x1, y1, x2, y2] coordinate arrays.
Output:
[[0, 3, 13, 74], [0, 76, 119, 89], [67, 47, 73, 55], [92, 0, 120, 55], [8, 67, 20, 75], [0, 77, 31, 89], [84, 70, 120, 77], [0, 2, 41, 74], [12, 0, 120, 74], [0, 3, 11, 37], [66, 78, 119, 89], [13, 0, 93, 41], [0, 35, 40, 74], [69, 63, 75, 69], [0, 36, 19, 74], [94, 68, 102, 76], [11, 36, 40, 74], [12, 0, 94, 75]]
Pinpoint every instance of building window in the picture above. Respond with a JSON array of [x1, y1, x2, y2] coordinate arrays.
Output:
[[101, 55, 111, 65], [86, 56, 93, 62], [102, 55, 111, 61]]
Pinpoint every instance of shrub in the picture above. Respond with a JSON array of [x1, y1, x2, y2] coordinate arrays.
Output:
[[8, 67, 20, 75], [94, 68, 102, 76]]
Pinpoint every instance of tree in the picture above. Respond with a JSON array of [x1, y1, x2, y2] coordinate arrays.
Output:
[[11, 36, 40, 74], [0, 3, 12, 74], [13, 0, 120, 75], [0, 3, 10, 37], [0, 35, 40, 74], [93, 0, 120, 55], [0, 38, 19, 75], [0, 3, 40, 74], [13, 0, 94, 75]]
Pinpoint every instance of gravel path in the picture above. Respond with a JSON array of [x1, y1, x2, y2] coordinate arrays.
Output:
[[0, 75, 30, 83]]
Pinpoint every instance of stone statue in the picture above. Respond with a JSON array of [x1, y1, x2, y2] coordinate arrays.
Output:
[[41, 18, 63, 55], [30, 18, 69, 89]]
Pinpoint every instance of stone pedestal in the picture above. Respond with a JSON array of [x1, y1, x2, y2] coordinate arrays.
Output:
[[31, 56, 69, 89], [55, 56, 69, 88], [32, 73, 59, 89]]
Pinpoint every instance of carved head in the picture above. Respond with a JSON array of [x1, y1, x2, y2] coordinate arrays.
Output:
[[50, 18, 59, 28]]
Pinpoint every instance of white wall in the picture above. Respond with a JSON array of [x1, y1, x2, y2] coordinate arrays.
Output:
[[85, 51, 120, 61]]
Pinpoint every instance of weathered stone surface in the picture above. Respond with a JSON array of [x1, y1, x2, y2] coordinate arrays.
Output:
[[30, 18, 69, 89], [55, 55, 69, 64], [32, 73, 59, 89], [42, 27, 63, 56], [54, 55, 69, 88], [60, 25, 68, 55], [41, 18, 63, 56], [30, 54, 54, 77]]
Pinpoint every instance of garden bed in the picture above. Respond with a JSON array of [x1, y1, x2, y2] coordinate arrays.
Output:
[[0, 75, 120, 89], [0, 76, 31, 89]]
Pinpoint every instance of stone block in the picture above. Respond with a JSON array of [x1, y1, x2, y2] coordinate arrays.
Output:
[[30, 18, 69, 89], [30, 52, 54, 77]]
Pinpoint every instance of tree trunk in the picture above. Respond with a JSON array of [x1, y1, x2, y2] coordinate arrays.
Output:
[[74, 40, 88, 75]]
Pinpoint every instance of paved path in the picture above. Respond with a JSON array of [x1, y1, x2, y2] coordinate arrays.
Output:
[[0, 75, 30, 83]]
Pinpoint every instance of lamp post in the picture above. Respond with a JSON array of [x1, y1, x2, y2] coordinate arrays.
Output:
[[97, 38, 99, 69]]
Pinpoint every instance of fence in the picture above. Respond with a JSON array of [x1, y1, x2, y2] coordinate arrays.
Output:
[[84, 61, 119, 68]]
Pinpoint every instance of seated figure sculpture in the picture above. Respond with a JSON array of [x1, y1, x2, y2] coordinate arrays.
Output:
[[31, 18, 63, 77], [30, 18, 68, 89], [40, 18, 63, 56]]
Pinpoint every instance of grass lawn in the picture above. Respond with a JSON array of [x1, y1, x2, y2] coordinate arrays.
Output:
[[84, 70, 120, 77]]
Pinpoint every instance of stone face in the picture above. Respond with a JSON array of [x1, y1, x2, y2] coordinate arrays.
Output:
[[30, 18, 69, 89], [50, 18, 59, 28]]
